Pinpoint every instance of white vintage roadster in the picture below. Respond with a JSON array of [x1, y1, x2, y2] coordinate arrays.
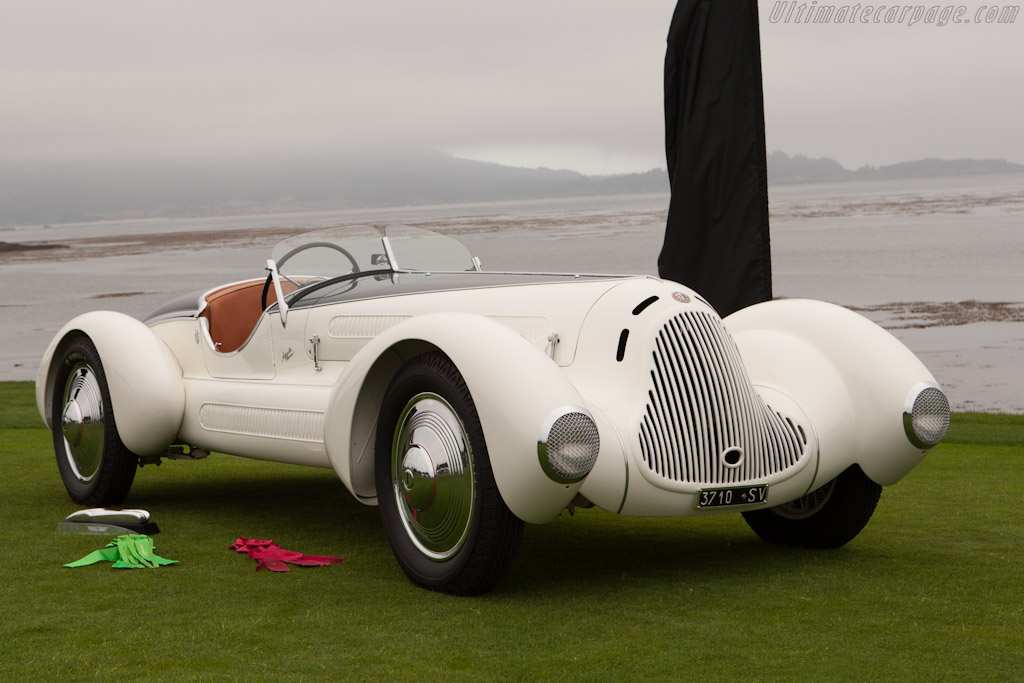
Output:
[[37, 225, 949, 594]]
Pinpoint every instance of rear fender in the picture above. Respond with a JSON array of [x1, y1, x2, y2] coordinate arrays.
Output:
[[36, 312, 185, 456], [323, 312, 588, 524], [724, 299, 941, 487]]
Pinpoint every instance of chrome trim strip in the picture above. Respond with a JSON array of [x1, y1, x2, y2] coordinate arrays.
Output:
[[289, 273, 640, 312], [392, 268, 653, 279]]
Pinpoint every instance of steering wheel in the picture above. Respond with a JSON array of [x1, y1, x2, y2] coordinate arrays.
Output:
[[261, 241, 361, 310]]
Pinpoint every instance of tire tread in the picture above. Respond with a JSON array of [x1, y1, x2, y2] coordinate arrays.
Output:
[[375, 351, 523, 595], [51, 334, 138, 506], [742, 465, 882, 549]]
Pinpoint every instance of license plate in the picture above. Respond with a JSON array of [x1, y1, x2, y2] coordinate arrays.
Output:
[[697, 484, 768, 509]]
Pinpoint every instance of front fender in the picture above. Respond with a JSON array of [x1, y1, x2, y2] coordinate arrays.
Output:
[[323, 312, 588, 524], [724, 299, 943, 487], [36, 312, 185, 457]]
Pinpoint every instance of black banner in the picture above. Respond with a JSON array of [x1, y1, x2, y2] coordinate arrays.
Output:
[[659, 0, 772, 317]]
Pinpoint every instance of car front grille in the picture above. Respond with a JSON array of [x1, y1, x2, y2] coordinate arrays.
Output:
[[638, 311, 807, 485]]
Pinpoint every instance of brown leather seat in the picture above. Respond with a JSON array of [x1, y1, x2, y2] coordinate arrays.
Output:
[[200, 278, 299, 353]]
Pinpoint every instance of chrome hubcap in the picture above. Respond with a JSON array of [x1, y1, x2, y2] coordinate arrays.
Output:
[[391, 394, 474, 561], [401, 445, 437, 511], [772, 479, 836, 520], [60, 363, 105, 483]]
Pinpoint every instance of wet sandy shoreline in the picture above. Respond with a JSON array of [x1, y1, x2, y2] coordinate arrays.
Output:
[[2, 186, 1021, 412], [8, 226, 1022, 329], [5, 219, 1023, 329]]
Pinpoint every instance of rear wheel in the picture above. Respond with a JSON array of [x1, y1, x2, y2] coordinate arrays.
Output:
[[375, 351, 523, 595], [742, 465, 882, 548], [51, 335, 138, 506]]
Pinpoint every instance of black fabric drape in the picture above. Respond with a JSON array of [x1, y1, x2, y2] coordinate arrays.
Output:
[[658, 0, 772, 317]]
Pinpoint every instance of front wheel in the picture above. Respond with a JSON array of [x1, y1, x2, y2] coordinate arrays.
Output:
[[50, 334, 139, 506], [374, 351, 523, 595], [742, 465, 882, 548]]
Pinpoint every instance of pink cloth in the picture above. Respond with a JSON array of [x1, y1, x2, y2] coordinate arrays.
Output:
[[230, 537, 343, 572]]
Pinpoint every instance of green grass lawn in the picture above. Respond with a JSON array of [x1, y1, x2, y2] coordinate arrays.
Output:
[[2, 380, 1021, 680]]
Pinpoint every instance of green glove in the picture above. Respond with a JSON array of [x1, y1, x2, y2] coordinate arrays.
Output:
[[65, 534, 177, 569]]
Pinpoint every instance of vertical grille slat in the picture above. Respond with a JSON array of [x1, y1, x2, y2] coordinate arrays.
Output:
[[694, 312, 739, 482], [667, 316, 713, 481], [650, 356, 679, 480], [652, 343, 683, 481], [637, 311, 808, 486], [714, 314, 761, 480], [658, 333, 696, 481]]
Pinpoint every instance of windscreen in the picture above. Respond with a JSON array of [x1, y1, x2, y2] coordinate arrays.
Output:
[[385, 225, 477, 272], [270, 225, 387, 280]]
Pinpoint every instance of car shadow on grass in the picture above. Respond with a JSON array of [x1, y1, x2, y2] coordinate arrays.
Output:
[[124, 460, 382, 545], [120, 459, 885, 595], [497, 510, 888, 598]]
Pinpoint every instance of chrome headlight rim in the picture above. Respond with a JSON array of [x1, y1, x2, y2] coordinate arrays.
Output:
[[903, 381, 950, 450], [537, 406, 601, 484]]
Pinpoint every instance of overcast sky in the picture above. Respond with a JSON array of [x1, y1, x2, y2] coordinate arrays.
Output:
[[2, 0, 1022, 174]]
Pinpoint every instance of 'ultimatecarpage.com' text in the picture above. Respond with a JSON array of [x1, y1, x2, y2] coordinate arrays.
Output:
[[768, 3, 1019, 26]]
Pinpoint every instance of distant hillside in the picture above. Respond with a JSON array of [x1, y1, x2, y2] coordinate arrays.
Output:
[[4, 149, 1021, 226], [0, 150, 668, 226], [767, 151, 1024, 185]]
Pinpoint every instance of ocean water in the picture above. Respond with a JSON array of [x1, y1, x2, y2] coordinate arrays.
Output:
[[3, 173, 1022, 411]]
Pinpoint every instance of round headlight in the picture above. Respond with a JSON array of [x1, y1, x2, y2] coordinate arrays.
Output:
[[538, 408, 600, 484], [903, 383, 950, 449]]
